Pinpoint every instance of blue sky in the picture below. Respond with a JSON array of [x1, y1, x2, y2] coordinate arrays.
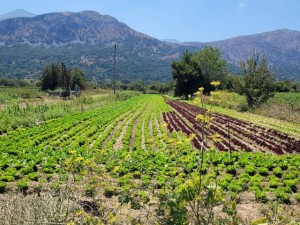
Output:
[[0, 0, 299, 42]]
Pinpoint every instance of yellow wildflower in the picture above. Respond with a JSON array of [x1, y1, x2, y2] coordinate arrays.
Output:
[[208, 133, 222, 143], [188, 133, 196, 141], [75, 156, 84, 162], [69, 150, 76, 154], [162, 122, 168, 127], [210, 80, 221, 87]]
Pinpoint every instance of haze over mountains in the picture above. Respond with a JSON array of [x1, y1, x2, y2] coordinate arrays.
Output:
[[0, 9, 36, 21], [0, 10, 299, 82]]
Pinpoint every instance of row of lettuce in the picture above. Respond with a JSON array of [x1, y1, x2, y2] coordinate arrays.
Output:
[[0, 94, 299, 204]]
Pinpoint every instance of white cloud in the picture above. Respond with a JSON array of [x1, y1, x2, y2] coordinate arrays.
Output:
[[239, 0, 247, 8]]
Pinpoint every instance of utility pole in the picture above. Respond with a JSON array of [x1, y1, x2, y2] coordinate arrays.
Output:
[[113, 44, 116, 94]]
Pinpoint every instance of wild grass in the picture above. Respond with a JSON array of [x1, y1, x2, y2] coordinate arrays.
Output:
[[0, 88, 141, 133], [0, 193, 80, 225], [199, 91, 300, 125], [255, 92, 300, 123]]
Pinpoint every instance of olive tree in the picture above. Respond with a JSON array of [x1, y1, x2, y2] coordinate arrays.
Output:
[[240, 53, 275, 108]]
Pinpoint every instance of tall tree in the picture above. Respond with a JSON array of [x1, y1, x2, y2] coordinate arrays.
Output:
[[193, 46, 228, 94], [70, 67, 86, 90], [240, 53, 275, 108], [172, 51, 202, 99], [40, 63, 61, 91]]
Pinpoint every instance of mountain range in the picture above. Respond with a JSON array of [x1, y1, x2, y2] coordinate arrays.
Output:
[[0, 9, 36, 21], [0, 10, 299, 82]]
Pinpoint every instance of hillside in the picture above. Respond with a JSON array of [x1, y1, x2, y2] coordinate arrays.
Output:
[[0, 10, 299, 81], [0, 11, 187, 82], [184, 29, 300, 80], [0, 9, 36, 21]]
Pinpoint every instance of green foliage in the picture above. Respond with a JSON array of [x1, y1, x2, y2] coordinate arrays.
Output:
[[40, 62, 61, 91], [0, 181, 7, 193], [85, 184, 97, 197], [251, 217, 268, 225], [274, 80, 293, 92], [275, 188, 290, 204], [16, 178, 29, 192], [0, 175, 15, 182], [193, 46, 228, 93], [172, 51, 202, 99], [0, 78, 32, 87], [269, 176, 280, 188], [70, 67, 86, 90], [26, 172, 39, 181], [240, 53, 275, 108], [272, 167, 282, 177], [255, 190, 267, 203], [0, 94, 300, 224], [258, 167, 269, 176], [172, 47, 228, 99], [244, 164, 256, 176]]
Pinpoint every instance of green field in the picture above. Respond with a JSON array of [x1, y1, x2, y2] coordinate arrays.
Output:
[[0, 93, 300, 224]]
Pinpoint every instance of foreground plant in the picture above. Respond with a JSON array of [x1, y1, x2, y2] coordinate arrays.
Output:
[[156, 84, 242, 225]]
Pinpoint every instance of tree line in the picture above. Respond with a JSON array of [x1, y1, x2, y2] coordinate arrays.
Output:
[[171, 46, 299, 109], [39, 63, 86, 91]]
